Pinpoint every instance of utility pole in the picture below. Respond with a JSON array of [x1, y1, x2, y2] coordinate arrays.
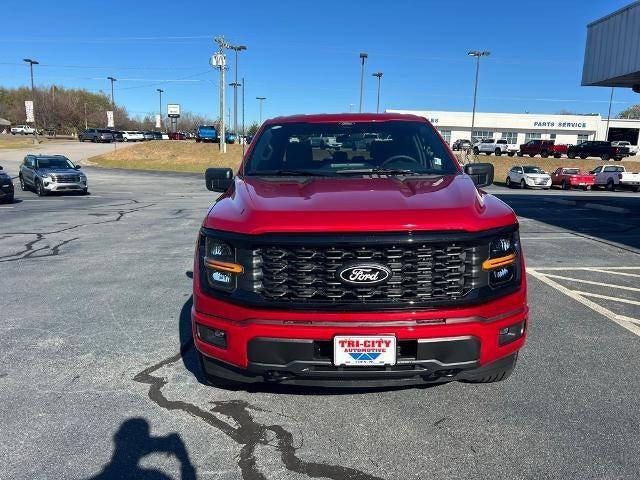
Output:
[[23, 58, 39, 144], [359, 52, 368, 113], [467, 51, 490, 144], [371, 72, 383, 113], [605, 87, 614, 141], [213, 36, 229, 153], [228, 44, 246, 135], [256, 96, 266, 124], [157, 88, 164, 129]]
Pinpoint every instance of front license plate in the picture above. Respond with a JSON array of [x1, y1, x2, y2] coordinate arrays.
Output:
[[333, 336, 396, 366]]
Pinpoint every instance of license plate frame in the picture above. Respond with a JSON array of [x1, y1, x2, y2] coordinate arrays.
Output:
[[333, 335, 397, 366]]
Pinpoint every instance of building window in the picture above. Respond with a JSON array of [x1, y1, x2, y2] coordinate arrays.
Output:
[[472, 130, 493, 141], [577, 134, 589, 144], [525, 132, 542, 142], [550, 133, 556, 140], [437, 129, 451, 144], [501, 132, 517, 144]]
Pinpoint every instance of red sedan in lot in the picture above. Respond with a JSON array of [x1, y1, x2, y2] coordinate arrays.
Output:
[[550, 167, 596, 190]]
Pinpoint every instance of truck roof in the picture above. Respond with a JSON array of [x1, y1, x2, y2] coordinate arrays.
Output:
[[264, 112, 429, 125]]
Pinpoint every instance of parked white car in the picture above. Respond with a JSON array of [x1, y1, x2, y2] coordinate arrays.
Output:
[[11, 125, 36, 135], [591, 165, 640, 192], [473, 138, 518, 156], [611, 141, 638, 156], [122, 131, 144, 142], [506, 165, 552, 189]]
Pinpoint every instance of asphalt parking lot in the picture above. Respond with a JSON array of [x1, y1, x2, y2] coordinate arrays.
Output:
[[1, 146, 639, 479]]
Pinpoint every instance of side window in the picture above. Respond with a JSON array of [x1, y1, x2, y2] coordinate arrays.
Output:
[[593, 166, 602, 173], [517, 167, 523, 174], [604, 166, 614, 172]]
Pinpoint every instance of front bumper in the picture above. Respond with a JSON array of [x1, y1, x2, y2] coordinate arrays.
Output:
[[524, 177, 551, 188], [193, 280, 528, 386], [43, 181, 87, 192]]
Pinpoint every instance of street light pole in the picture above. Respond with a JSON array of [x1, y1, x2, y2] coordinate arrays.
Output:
[[371, 72, 383, 113], [256, 97, 266, 124], [467, 51, 490, 144], [23, 58, 39, 144], [359, 52, 368, 113], [228, 44, 246, 135], [605, 87, 614, 141], [157, 88, 164, 129]]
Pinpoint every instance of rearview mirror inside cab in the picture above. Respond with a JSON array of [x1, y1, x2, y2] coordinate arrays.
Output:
[[205, 168, 234, 192], [464, 163, 494, 188]]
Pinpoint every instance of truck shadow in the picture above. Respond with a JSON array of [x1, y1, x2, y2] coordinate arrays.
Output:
[[85, 418, 196, 480]]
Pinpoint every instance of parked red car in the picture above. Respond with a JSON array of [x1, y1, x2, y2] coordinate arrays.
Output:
[[550, 167, 596, 190], [193, 113, 527, 388], [169, 132, 186, 140], [518, 140, 567, 158]]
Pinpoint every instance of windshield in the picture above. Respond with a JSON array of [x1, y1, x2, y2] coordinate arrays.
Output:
[[244, 121, 458, 176], [523, 166, 545, 174], [36, 157, 74, 169]]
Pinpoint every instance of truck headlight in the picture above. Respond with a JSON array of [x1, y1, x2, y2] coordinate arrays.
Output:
[[203, 238, 242, 292], [483, 232, 520, 286]]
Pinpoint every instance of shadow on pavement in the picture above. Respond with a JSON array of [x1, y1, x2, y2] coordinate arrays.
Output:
[[86, 418, 196, 480], [495, 192, 640, 251]]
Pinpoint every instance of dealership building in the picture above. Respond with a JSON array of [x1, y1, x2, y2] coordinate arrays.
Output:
[[386, 110, 640, 147]]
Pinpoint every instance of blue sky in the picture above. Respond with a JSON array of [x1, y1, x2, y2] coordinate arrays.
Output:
[[1, 0, 635, 125]]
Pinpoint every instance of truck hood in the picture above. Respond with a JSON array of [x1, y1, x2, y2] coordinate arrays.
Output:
[[204, 174, 517, 234]]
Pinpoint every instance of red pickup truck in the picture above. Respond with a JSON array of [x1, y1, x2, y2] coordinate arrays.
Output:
[[518, 140, 567, 158], [550, 167, 596, 190], [194, 113, 528, 388]]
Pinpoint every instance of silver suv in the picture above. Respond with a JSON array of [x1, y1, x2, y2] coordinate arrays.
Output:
[[79, 128, 114, 143], [19, 155, 88, 196]]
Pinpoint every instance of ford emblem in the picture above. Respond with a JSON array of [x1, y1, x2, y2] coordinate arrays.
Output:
[[337, 263, 391, 286]]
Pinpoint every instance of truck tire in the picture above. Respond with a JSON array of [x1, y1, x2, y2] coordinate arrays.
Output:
[[506, 177, 512, 188], [606, 179, 615, 191], [459, 353, 518, 383], [517, 151, 523, 157], [561, 180, 569, 190], [601, 153, 610, 161], [568, 152, 576, 159], [19, 175, 27, 191], [580, 155, 587, 159], [529, 153, 535, 157], [541, 150, 549, 158], [520, 179, 526, 189], [508, 152, 515, 156], [36, 180, 47, 197], [494, 148, 502, 156]]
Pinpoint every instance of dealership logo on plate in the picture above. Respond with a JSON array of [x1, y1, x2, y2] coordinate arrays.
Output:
[[337, 263, 391, 286]]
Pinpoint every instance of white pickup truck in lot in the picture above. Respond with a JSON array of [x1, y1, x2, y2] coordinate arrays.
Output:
[[611, 141, 638, 156], [473, 138, 518, 156], [592, 165, 640, 192], [11, 125, 36, 135]]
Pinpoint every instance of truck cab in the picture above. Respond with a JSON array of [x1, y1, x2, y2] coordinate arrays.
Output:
[[194, 113, 527, 388], [196, 125, 218, 143]]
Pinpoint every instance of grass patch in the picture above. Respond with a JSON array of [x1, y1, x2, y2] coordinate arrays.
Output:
[[0, 136, 39, 149], [88, 141, 245, 173], [455, 153, 640, 185]]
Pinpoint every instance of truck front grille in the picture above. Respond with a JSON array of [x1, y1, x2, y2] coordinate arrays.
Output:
[[257, 243, 477, 304], [51, 174, 80, 183]]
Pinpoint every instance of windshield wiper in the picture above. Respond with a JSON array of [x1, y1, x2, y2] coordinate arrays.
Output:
[[249, 169, 332, 177], [335, 167, 422, 175]]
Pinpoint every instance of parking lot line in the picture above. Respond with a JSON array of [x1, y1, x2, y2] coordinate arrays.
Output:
[[542, 273, 640, 292], [527, 268, 640, 337], [572, 290, 640, 306], [588, 268, 640, 278], [535, 266, 640, 271]]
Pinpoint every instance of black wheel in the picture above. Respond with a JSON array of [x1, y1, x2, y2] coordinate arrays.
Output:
[[92, 136, 97, 143], [520, 179, 526, 189], [584, 186, 591, 191], [494, 148, 502, 156], [517, 151, 523, 157], [580, 155, 587, 160], [541, 150, 549, 158], [198, 353, 241, 390], [606, 179, 615, 191], [506, 177, 512, 188], [460, 353, 518, 383], [123, 137, 129, 142], [568, 153, 576, 159], [473, 147, 479, 155], [36, 180, 47, 197], [19, 175, 27, 191], [508, 152, 515, 157], [80, 188, 89, 195], [601, 153, 610, 161], [561, 180, 569, 190], [529, 153, 535, 157], [634, 186, 640, 193]]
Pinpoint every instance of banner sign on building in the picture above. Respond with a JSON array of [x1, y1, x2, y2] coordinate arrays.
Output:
[[107, 111, 114, 128], [25, 101, 34, 123]]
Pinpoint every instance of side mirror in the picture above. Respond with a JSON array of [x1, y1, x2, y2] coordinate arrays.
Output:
[[464, 163, 494, 188], [0, 166, 3, 170], [74, 165, 81, 169], [205, 168, 234, 192]]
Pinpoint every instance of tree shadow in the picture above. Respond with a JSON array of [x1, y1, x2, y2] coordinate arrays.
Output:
[[86, 418, 196, 480]]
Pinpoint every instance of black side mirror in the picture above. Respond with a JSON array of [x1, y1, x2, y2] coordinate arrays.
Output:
[[205, 168, 234, 192], [74, 165, 81, 169], [464, 163, 494, 188], [0, 166, 3, 170]]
